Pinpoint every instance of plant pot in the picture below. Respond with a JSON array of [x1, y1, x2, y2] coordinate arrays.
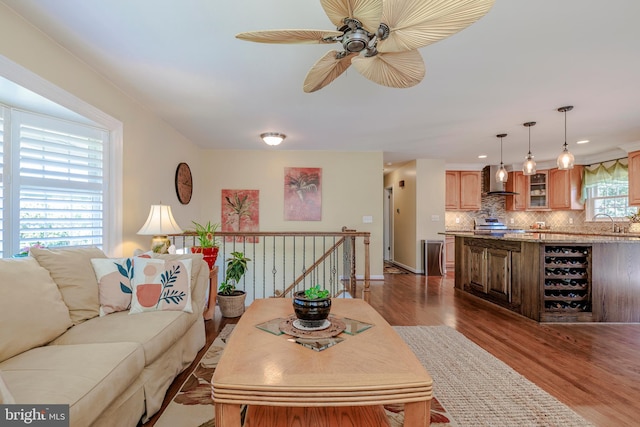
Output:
[[217, 291, 246, 318], [292, 291, 331, 328], [191, 246, 219, 270]]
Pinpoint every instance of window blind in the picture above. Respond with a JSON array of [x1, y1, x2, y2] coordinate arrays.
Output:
[[4, 110, 109, 254]]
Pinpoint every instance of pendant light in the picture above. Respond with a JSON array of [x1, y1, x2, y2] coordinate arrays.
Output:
[[522, 121, 537, 175], [556, 106, 575, 170], [495, 133, 508, 183]]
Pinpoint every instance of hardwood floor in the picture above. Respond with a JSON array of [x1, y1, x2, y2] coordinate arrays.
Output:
[[144, 271, 640, 427]]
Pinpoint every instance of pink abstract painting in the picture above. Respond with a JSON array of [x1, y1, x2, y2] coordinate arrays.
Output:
[[284, 167, 322, 221], [222, 189, 259, 242]]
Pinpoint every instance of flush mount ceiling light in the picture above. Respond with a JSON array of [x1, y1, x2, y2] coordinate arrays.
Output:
[[556, 106, 575, 170], [261, 132, 286, 146], [496, 133, 508, 183], [522, 121, 537, 176]]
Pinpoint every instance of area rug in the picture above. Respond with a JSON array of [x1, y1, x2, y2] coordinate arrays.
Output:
[[155, 324, 455, 427], [383, 262, 409, 274], [156, 325, 593, 427], [394, 326, 594, 427]]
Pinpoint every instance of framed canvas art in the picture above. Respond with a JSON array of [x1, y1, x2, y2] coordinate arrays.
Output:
[[284, 167, 322, 221], [222, 189, 259, 242]]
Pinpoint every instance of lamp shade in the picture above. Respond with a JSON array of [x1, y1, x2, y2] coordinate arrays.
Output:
[[137, 204, 183, 235], [137, 204, 183, 253]]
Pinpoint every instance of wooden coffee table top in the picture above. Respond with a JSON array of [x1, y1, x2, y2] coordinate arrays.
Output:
[[212, 298, 433, 407]]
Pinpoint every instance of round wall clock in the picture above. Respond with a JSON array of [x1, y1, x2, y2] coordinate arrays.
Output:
[[175, 162, 193, 204]]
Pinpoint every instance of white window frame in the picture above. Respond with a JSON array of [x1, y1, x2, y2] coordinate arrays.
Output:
[[0, 55, 122, 256]]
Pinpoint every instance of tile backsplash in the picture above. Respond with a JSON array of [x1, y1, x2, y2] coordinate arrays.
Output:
[[445, 196, 622, 234]]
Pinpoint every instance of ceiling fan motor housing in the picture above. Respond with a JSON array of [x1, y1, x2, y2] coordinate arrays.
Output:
[[341, 28, 369, 52]]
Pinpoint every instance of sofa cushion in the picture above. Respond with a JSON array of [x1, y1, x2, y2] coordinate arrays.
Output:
[[30, 246, 107, 324], [49, 310, 197, 366], [130, 257, 193, 314], [152, 253, 207, 313], [0, 258, 73, 363], [0, 371, 15, 404], [91, 257, 135, 316], [0, 342, 144, 427]]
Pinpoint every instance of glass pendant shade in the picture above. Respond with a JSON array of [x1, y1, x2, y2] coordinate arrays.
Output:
[[523, 154, 536, 175], [557, 144, 575, 170], [495, 133, 508, 183], [496, 164, 508, 183], [522, 121, 536, 175], [557, 106, 575, 170]]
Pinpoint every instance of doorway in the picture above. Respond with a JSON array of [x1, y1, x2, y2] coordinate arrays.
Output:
[[383, 186, 393, 261]]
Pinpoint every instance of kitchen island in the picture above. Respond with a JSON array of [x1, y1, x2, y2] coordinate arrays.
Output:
[[446, 232, 640, 322]]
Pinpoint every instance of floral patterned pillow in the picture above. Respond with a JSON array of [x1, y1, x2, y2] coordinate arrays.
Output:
[[129, 257, 193, 314], [91, 257, 138, 316]]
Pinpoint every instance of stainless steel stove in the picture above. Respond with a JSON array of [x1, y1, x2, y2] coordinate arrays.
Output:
[[474, 218, 524, 236]]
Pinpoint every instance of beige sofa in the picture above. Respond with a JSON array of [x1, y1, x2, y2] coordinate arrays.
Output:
[[0, 247, 208, 427]]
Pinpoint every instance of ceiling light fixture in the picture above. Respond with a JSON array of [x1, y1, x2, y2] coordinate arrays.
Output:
[[261, 132, 286, 146], [576, 139, 589, 144], [556, 106, 575, 170], [522, 121, 537, 176], [496, 133, 508, 183]]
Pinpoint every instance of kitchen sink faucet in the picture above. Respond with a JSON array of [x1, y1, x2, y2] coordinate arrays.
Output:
[[592, 213, 616, 232]]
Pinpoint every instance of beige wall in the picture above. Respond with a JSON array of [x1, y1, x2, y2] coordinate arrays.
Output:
[[200, 150, 384, 275], [0, 4, 384, 275], [384, 159, 446, 272]]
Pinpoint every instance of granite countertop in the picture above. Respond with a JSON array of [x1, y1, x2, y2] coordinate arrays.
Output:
[[442, 230, 640, 243]]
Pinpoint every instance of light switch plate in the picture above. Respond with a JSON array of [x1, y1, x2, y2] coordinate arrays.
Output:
[[362, 215, 373, 223], [431, 215, 440, 221]]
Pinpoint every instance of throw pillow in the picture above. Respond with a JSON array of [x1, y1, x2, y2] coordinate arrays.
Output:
[[91, 258, 136, 316], [0, 371, 15, 404], [0, 258, 73, 363], [30, 246, 107, 324], [130, 257, 193, 314]]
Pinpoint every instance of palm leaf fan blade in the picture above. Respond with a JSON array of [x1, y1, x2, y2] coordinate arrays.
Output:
[[378, 0, 495, 53], [351, 50, 425, 88], [236, 29, 342, 44], [321, 0, 383, 34], [303, 50, 357, 93]]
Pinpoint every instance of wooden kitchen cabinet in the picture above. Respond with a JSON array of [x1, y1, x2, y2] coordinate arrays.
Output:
[[629, 150, 640, 206], [466, 244, 511, 304], [445, 171, 481, 211], [526, 171, 549, 210], [445, 171, 460, 209], [505, 171, 527, 211], [462, 238, 520, 307], [548, 166, 584, 210]]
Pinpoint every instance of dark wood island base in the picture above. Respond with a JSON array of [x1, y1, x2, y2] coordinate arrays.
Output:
[[450, 232, 640, 322]]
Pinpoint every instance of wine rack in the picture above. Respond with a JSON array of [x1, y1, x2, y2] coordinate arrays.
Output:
[[542, 245, 592, 321]]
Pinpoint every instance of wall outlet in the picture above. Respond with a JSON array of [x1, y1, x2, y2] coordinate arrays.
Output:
[[510, 218, 514, 224], [455, 217, 460, 224], [569, 218, 573, 224]]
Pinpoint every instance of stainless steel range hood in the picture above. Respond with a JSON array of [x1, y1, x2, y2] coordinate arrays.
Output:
[[482, 165, 519, 196]]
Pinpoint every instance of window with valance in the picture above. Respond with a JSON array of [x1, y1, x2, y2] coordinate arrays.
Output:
[[582, 159, 636, 220]]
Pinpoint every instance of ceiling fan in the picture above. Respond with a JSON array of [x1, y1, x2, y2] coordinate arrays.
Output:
[[236, 0, 495, 93]]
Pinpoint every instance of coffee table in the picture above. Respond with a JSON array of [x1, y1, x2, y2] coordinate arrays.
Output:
[[212, 298, 433, 426]]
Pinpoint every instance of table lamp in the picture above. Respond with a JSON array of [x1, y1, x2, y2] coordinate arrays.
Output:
[[137, 204, 183, 253]]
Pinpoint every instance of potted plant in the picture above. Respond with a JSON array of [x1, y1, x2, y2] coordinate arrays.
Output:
[[292, 285, 331, 329], [190, 221, 220, 269], [217, 251, 251, 317], [627, 210, 640, 233]]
